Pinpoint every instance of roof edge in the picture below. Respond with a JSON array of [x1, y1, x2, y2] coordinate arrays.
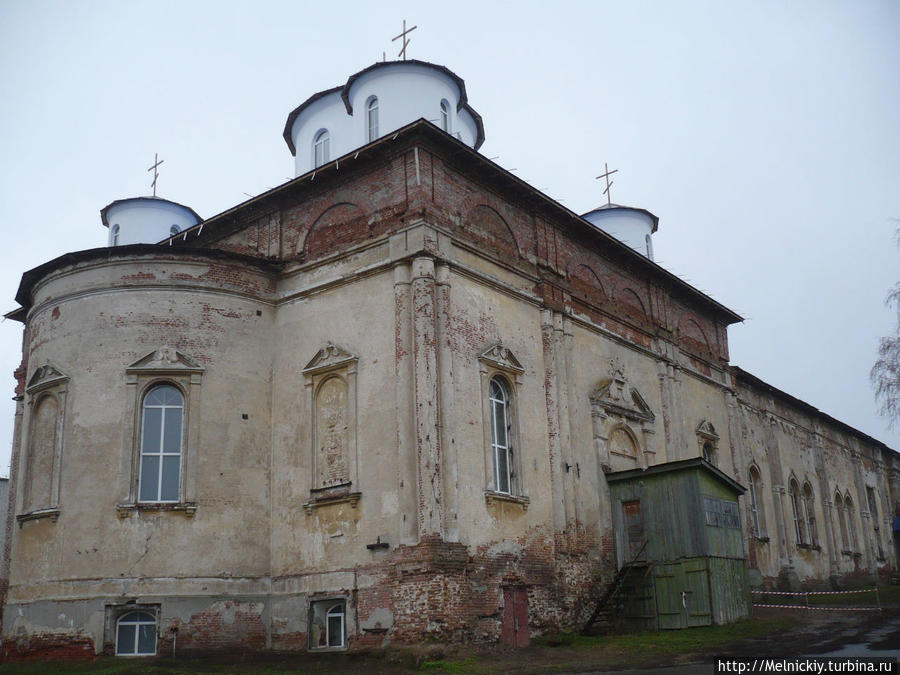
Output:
[[733, 366, 897, 455], [13, 245, 280, 313], [606, 457, 746, 494]]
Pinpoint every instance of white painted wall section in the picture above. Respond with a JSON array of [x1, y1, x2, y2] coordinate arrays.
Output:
[[582, 205, 659, 260], [287, 61, 482, 177], [103, 198, 201, 246]]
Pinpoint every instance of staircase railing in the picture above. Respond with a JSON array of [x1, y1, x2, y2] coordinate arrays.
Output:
[[581, 539, 648, 635]]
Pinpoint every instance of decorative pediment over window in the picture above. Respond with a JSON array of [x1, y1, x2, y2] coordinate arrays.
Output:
[[696, 420, 719, 442], [303, 342, 360, 511], [590, 367, 655, 424], [126, 347, 204, 375], [696, 419, 720, 464], [26, 363, 69, 395], [591, 361, 657, 473], [302, 342, 358, 377], [479, 343, 524, 375]]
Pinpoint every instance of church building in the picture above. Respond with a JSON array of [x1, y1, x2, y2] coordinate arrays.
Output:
[[2, 58, 898, 659]]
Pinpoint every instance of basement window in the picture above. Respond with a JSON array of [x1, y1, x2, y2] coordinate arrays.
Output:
[[309, 599, 346, 649], [116, 611, 157, 656]]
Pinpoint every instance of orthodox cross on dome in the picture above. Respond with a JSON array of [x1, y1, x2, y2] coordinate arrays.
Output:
[[596, 162, 618, 207], [392, 19, 417, 60], [147, 153, 164, 197]]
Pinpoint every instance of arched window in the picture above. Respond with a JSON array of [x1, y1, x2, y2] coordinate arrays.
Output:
[[789, 479, 805, 545], [116, 611, 156, 656], [138, 384, 184, 503], [835, 492, 848, 550], [802, 482, 817, 546], [366, 96, 379, 143], [440, 99, 450, 132], [865, 486, 885, 559], [645, 233, 654, 260], [314, 129, 331, 168], [170, 224, 180, 236], [326, 603, 345, 648], [748, 465, 765, 537], [844, 493, 857, 551], [111, 224, 120, 246], [489, 376, 513, 494]]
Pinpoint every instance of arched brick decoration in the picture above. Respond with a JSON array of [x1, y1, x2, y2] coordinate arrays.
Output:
[[569, 263, 607, 303], [677, 314, 712, 354], [615, 286, 648, 322], [303, 202, 366, 259], [463, 205, 520, 259]]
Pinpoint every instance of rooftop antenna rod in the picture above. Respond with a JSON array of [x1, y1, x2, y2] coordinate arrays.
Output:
[[392, 19, 417, 60], [148, 153, 164, 197], [596, 162, 618, 206]]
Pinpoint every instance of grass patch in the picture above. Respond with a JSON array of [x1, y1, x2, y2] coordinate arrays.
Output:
[[535, 615, 798, 664], [419, 657, 477, 673], [754, 584, 899, 609]]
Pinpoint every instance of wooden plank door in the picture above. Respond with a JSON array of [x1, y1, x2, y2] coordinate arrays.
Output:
[[653, 564, 684, 630], [501, 588, 530, 647], [684, 560, 712, 627]]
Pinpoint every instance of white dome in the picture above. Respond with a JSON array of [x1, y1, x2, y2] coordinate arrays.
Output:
[[283, 60, 485, 177], [101, 197, 201, 247], [582, 204, 659, 260]]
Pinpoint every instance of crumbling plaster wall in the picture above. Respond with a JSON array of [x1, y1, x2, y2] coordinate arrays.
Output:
[[731, 377, 897, 589], [5, 255, 276, 657]]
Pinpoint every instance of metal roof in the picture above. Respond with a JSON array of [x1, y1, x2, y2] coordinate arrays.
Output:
[[605, 457, 746, 495]]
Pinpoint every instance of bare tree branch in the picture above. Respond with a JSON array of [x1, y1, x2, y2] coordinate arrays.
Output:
[[871, 230, 900, 426]]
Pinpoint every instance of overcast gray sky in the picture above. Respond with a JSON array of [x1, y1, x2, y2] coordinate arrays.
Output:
[[1, 0, 898, 476]]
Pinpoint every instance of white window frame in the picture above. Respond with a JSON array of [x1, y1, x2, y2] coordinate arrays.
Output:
[[489, 377, 513, 495], [138, 384, 184, 503], [326, 603, 345, 648], [111, 223, 120, 246], [118, 347, 203, 517], [366, 96, 379, 143], [115, 610, 157, 656], [314, 129, 331, 168], [440, 99, 450, 132], [479, 344, 527, 506]]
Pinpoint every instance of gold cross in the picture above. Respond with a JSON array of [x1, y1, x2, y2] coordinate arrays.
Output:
[[596, 162, 618, 206], [392, 19, 417, 60], [148, 153, 164, 197]]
